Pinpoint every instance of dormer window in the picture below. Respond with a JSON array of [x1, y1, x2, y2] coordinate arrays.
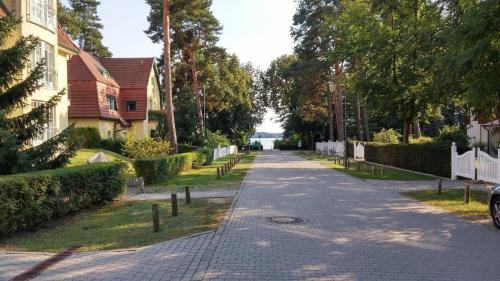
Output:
[[102, 69, 111, 79], [107, 95, 117, 111]]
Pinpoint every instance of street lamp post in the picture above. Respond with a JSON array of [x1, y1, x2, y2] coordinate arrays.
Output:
[[343, 89, 348, 170]]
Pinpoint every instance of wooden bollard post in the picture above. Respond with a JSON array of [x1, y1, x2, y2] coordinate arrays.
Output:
[[380, 167, 384, 176], [221, 165, 225, 176], [438, 178, 442, 195], [347, 159, 350, 169], [371, 164, 375, 175], [217, 167, 221, 179], [464, 184, 470, 204], [152, 204, 160, 232], [185, 186, 191, 204], [171, 193, 178, 216]]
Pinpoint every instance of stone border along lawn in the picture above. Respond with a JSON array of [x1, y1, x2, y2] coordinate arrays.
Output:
[[297, 151, 434, 181], [0, 198, 231, 253], [402, 189, 490, 222], [148, 153, 256, 193]]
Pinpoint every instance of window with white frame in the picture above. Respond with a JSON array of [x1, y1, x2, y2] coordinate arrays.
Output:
[[31, 100, 56, 144], [31, 41, 57, 90], [28, 0, 56, 31]]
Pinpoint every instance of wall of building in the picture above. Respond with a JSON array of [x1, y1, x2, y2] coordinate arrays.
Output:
[[70, 118, 125, 140]]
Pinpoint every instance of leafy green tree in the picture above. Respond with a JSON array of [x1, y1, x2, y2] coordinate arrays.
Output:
[[146, 0, 221, 134], [0, 13, 76, 175], [58, 0, 112, 57], [439, 0, 500, 121]]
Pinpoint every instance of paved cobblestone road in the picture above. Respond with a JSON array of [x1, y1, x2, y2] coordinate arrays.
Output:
[[1, 151, 499, 281]]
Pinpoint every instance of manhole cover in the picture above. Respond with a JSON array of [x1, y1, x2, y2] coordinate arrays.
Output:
[[265, 216, 304, 224]]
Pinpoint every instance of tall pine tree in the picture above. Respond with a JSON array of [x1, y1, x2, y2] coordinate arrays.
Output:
[[0, 13, 76, 175], [58, 0, 112, 58]]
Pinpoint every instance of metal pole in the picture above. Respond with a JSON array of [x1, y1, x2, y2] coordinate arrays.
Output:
[[203, 85, 207, 137], [344, 89, 348, 171]]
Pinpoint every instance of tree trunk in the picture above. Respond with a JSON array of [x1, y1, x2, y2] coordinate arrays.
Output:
[[403, 118, 412, 144], [186, 49, 204, 135], [413, 118, 422, 138], [362, 99, 371, 141], [334, 63, 344, 141], [355, 96, 363, 141], [328, 93, 334, 141], [163, 0, 178, 153]]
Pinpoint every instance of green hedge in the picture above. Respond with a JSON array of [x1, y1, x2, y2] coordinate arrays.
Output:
[[364, 142, 452, 177], [178, 144, 199, 153], [0, 162, 127, 239], [134, 153, 197, 184]]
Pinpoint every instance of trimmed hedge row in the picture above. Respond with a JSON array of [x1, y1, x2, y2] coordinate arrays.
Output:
[[0, 162, 127, 239], [135, 153, 197, 184], [364, 143, 452, 177]]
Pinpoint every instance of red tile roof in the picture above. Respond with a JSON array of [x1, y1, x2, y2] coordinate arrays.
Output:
[[68, 52, 159, 122], [76, 51, 120, 87], [99, 58, 156, 89], [57, 26, 80, 54], [0, 2, 9, 17]]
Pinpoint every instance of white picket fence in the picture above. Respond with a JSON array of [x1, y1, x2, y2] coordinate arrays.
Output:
[[213, 145, 238, 160], [353, 142, 365, 160], [315, 141, 346, 157], [451, 142, 500, 184]]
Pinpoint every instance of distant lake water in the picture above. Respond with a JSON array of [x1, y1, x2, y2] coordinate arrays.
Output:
[[251, 138, 279, 150]]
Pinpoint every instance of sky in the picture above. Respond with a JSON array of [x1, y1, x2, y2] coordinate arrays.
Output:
[[61, 0, 296, 133]]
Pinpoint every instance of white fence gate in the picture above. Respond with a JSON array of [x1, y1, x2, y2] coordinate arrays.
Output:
[[353, 142, 365, 160], [315, 141, 345, 157], [213, 145, 238, 160], [451, 143, 500, 184]]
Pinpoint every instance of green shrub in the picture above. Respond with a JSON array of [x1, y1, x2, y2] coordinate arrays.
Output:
[[134, 153, 196, 184], [373, 128, 401, 144], [178, 144, 199, 153], [0, 162, 127, 239], [69, 127, 101, 148], [96, 138, 125, 155], [198, 148, 214, 165], [409, 136, 434, 144], [435, 125, 469, 148], [365, 142, 451, 177], [274, 139, 299, 150], [205, 131, 230, 148], [123, 135, 170, 159]]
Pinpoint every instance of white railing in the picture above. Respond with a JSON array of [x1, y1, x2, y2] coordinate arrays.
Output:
[[353, 141, 365, 160], [213, 145, 238, 160], [451, 143, 500, 184], [477, 149, 500, 184], [315, 141, 345, 157]]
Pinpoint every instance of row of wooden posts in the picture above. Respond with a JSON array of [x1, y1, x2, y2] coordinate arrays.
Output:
[[326, 156, 385, 176], [216, 155, 242, 179], [436, 178, 472, 204], [152, 186, 192, 232]]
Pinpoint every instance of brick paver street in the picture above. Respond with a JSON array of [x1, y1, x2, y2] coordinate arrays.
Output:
[[1, 151, 499, 281]]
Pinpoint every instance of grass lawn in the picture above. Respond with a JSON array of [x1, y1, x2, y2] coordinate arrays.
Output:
[[149, 153, 256, 193], [67, 148, 135, 176], [297, 151, 434, 181], [403, 189, 489, 220], [1, 198, 230, 253]]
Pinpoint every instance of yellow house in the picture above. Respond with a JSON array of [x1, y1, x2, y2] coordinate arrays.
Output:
[[68, 52, 162, 139], [1, 0, 79, 146]]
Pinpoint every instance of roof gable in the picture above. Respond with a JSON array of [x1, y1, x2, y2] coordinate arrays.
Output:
[[0, 2, 8, 17], [57, 26, 80, 54], [75, 51, 120, 87], [99, 58, 156, 89]]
